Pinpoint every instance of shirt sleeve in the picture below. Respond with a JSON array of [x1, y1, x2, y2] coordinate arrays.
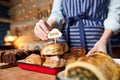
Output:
[[47, 0, 64, 28], [104, 0, 120, 35]]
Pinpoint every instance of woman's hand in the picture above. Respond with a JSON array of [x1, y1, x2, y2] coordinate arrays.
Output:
[[86, 40, 107, 56], [34, 19, 51, 40], [86, 29, 113, 56], [34, 19, 58, 40]]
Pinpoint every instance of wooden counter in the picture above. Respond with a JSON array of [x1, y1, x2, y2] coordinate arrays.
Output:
[[0, 46, 119, 80], [0, 66, 56, 80]]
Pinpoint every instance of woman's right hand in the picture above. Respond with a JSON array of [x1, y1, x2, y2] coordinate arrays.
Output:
[[34, 19, 52, 40]]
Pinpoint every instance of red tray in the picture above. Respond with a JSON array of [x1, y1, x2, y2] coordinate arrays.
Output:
[[17, 60, 65, 75]]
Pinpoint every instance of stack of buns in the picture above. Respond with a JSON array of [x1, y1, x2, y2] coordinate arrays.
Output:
[[41, 43, 68, 67], [24, 43, 86, 68]]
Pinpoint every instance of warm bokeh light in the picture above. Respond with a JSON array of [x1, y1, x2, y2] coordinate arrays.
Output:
[[4, 31, 18, 46], [4, 35, 17, 42]]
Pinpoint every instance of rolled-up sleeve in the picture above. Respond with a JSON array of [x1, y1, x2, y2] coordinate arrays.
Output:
[[47, 0, 64, 27], [104, 0, 120, 35]]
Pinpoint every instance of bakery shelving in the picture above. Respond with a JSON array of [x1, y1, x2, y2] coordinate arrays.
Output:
[[0, 18, 12, 23], [0, 1, 11, 7]]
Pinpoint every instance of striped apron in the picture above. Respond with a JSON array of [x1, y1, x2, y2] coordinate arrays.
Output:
[[58, 0, 112, 55]]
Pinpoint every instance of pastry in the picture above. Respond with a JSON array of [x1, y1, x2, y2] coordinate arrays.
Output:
[[66, 47, 86, 64], [59, 58, 66, 67], [60, 43, 69, 53], [24, 54, 43, 65], [41, 43, 64, 56], [65, 52, 120, 80], [0, 51, 5, 62], [2, 51, 16, 63], [43, 56, 60, 67], [43, 56, 66, 68]]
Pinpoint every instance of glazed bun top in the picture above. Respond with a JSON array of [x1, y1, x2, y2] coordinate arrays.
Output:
[[40, 43, 64, 56]]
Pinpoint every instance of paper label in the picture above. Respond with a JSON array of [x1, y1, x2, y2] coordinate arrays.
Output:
[[48, 28, 62, 39]]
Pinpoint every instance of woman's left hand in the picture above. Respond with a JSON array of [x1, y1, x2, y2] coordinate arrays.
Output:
[[86, 39, 107, 56], [86, 29, 113, 56]]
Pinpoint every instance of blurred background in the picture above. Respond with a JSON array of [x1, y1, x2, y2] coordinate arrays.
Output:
[[0, 0, 53, 49], [0, 0, 119, 57]]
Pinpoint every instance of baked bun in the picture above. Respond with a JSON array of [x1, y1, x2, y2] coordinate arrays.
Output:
[[24, 54, 43, 65], [66, 47, 86, 64], [43, 56, 66, 68], [41, 43, 64, 56], [60, 43, 69, 53], [43, 56, 60, 68]]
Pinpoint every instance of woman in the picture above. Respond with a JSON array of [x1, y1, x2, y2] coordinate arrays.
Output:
[[34, 0, 120, 56]]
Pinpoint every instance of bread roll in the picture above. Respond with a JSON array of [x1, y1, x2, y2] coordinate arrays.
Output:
[[60, 43, 69, 53], [66, 47, 86, 64], [65, 52, 120, 80], [24, 54, 43, 65], [43, 56, 60, 68], [59, 58, 66, 67], [41, 43, 64, 56], [43, 56, 66, 68]]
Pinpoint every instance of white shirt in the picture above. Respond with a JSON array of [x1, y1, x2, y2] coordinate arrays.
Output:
[[104, 0, 120, 34], [48, 0, 120, 34]]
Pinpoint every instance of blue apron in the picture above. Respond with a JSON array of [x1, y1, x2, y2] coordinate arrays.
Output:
[[59, 0, 112, 55]]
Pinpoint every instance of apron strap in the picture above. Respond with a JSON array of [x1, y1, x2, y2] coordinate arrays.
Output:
[[66, 12, 87, 49], [66, 12, 105, 49]]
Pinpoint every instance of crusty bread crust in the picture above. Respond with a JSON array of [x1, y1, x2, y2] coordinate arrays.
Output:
[[65, 52, 120, 80], [41, 43, 64, 56]]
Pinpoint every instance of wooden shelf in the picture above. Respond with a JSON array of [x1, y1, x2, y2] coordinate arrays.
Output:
[[0, 1, 11, 7], [112, 45, 120, 48], [0, 18, 12, 23]]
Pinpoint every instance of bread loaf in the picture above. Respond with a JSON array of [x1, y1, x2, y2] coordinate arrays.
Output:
[[65, 52, 120, 80]]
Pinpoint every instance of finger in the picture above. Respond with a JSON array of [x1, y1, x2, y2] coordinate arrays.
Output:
[[34, 27, 44, 40], [35, 31, 44, 40], [39, 20, 50, 33], [86, 47, 96, 57], [35, 22, 48, 38], [37, 27, 48, 40], [34, 26, 48, 40], [98, 48, 107, 53], [36, 21, 49, 38]]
